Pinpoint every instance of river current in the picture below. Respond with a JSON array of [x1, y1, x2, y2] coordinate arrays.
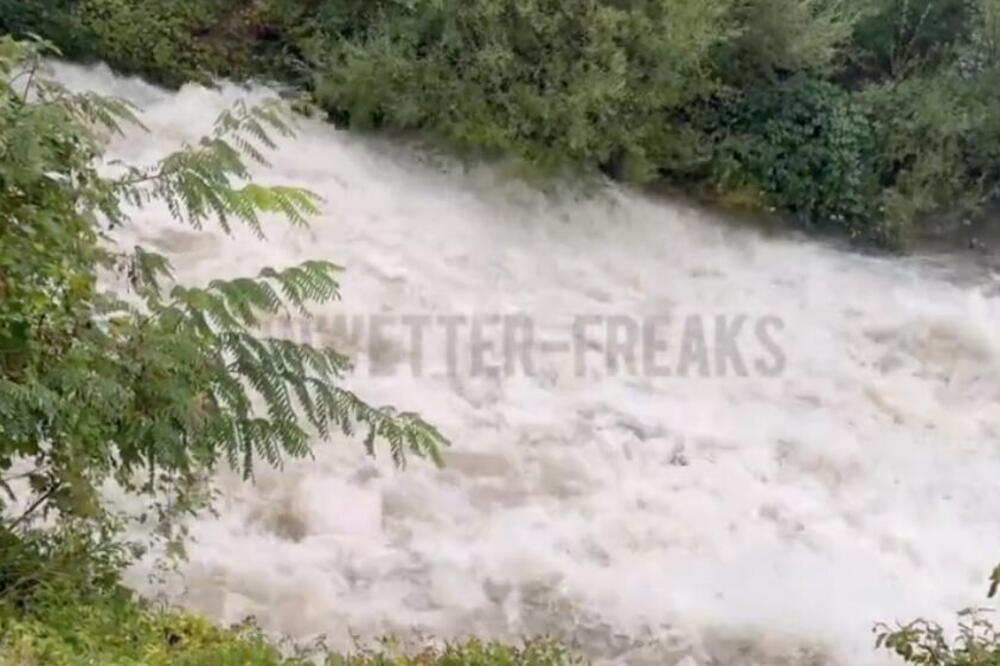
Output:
[[54, 62, 1000, 665]]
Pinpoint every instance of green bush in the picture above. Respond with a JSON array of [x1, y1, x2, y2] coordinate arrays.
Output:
[[714, 0, 861, 82], [309, 0, 729, 181], [702, 76, 883, 239], [877, 612, 1000, 666], [876, 564, 1000, 666], [849, 0, 975, 80], [74, 0, 238, 86], [0, 0, 94, 58], [862, 67, 1000, 238], [0, 0, 305, 87]]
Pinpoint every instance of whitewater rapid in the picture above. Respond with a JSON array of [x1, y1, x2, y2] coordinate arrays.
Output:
[[55, 62, 1000, 665]]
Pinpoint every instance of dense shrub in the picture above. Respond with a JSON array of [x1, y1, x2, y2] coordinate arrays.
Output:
[[309, 0, 729, 181], [0, 0, 232, 85], [0, 0, 308, 87], [0, 0, 94, 58], [702, 76, 882, 239], [73, 0, 231, 85], [849, 0, 975, 81], [862, 68, 1000, 237], [714, 0, 861, 82], [295, 0, 1000, 242]]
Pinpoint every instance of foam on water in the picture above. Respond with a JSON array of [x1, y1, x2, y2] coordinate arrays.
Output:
[[53, 62, 1000, 665]]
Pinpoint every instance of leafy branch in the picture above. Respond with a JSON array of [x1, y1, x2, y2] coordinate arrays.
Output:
[[0, 37, 447, 540]]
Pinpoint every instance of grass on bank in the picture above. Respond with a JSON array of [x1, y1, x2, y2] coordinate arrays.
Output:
[[0, 598, 580, 666]]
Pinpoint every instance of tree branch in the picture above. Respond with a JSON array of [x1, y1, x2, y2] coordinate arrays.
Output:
[[5, 483, 60, 532]]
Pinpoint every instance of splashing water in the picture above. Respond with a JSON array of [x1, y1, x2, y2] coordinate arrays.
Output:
[[53, 62, 1000, 665]]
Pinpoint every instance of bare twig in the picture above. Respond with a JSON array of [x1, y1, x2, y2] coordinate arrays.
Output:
[[5, 483, 60, 532]]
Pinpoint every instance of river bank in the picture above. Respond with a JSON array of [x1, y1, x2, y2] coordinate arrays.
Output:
[[7, 0, 1000, 248]]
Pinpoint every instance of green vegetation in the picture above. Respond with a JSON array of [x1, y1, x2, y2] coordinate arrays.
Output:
[[875, 565, 1000, 665], [0, 535, 576, 666], [6, 0, 1000, 244]]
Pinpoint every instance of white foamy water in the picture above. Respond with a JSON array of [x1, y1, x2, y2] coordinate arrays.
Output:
[[54, 62, 1000, 665]]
